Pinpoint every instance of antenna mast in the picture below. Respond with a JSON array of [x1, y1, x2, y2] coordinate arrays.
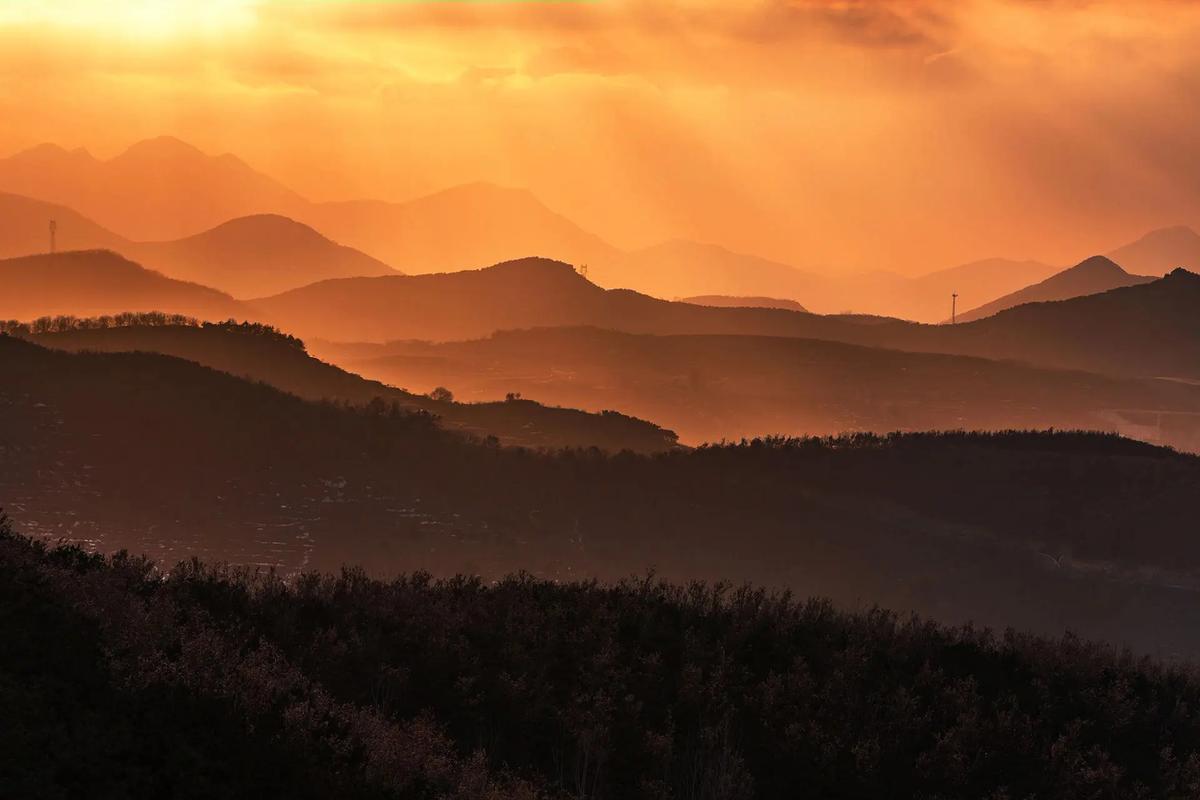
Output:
[[49, 219, 57, 254], [951, 292, 958, 325]]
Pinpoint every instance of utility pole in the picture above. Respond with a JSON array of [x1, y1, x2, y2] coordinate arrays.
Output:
[[951, 292, 958, 325], [49, 219, 57, 254]]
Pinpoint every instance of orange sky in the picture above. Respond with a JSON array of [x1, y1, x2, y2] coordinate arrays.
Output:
[[2, 0, 1199, 274]]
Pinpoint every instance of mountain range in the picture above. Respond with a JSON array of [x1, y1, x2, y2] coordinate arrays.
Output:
[[955, 256, 1153, 323], [320, 325, 1200, 449], [1107, 225, 1200, 276], [0, 193, 399, 298], [262, 256, 1200, 382], [15, 319, 675, 452], [6, 137, 1193, 321], [6, 244, 1199, 391], [6, 331, 1200, 657]]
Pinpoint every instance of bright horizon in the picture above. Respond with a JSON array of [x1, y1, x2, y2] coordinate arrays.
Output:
[[2, 0, 1200, 275]]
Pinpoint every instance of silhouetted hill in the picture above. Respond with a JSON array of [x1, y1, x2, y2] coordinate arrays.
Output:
[[256, 259, 1200, 381], [0, 138, 308, 239], [127, 214, 399, 298], [323, 326, 1200, 449], [1108, 225, 1200, 276], [252, 257, 910, 343], [23, 320, 675, 453], [5, 333, 1200, 656], [8, 522, 1200, 799], [0, 139, 621, 275], [931, 269, 1200, 379], [956, 256, 1154, 323], [680, 294, 808, 312], [0, 192, 128, 257], [303, 182, 617, 273], [0, 251, 243, 320]]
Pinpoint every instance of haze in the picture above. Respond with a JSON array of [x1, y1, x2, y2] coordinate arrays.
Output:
[[4, 0, 1200, 274]]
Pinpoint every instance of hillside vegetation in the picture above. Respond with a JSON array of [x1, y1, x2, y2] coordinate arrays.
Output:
[[9, 318, 676, 453], [5, 333, 1200, 656], [4, 519, 1200, 798]]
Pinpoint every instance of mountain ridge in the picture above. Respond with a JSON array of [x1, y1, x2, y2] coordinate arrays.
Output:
[[955, 255, 1154, 323]]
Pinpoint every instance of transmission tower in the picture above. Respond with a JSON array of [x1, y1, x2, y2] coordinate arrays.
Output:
[[577, 263, 589, 279], [49, 219, 57, 254]]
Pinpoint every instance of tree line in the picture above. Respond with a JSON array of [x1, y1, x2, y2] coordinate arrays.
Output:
[[2, 515, 1199, 799]]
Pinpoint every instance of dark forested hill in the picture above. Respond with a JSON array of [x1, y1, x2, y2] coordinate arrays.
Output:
[[18, 320, 676, 453], [320, 325, 1200, 449], [6, 520, 1200, 798], [4, 332, 1200, 658]]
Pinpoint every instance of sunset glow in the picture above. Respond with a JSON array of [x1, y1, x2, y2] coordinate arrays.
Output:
[[2, 0, 1199, 273]]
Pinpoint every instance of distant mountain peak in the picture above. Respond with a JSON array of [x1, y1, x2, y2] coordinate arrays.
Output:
[[1139, 224, 1199, 240], [1070, 255, 1127, 275], [117, 135, 207, 161], [202, 213, 324, 238], [8, 142, 99, 166]]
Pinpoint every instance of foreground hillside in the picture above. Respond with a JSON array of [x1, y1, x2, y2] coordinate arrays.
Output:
[[4, 521, 1200, 798], [18, 319, 675, 452], [323, 326, 1200, 449], [4, 333, 1200, 655]]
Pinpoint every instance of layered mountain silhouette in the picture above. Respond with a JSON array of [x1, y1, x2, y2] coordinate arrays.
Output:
[[6, 330, 1200, 655], [593, 242, 1058, 321], [302, 182, 617, 273], [0, 251, 243, 320], [596, 239, 824, 305], [929, 268, 1200, 379], [259, 256, 1200, 383], [0, 140, 613, 272], [1107, 225, 1200, 276], [323, 326, 1200, 449], [126, 214, 398, 297], [955, 256, 1153, 323], [680, 295, 809, 312], [0, 138, 308, 240], [251, 257, 905, 343], [0, 138, 1079, 322], [0, 193, 397, 297], [0, 191, 126, 255], [22, 320, 676, 452]]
